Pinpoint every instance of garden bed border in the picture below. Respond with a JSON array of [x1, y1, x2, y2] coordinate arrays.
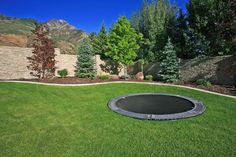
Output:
[[0, 80, 235, 99]]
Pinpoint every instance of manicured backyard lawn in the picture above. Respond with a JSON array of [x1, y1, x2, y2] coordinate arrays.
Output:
[[0, 82, 235, 157]]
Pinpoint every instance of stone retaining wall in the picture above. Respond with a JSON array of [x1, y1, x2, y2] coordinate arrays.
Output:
[[129, 55, 236, 85], [0, 46, 36, 79], [0, 46, 124, 79], [180, 56, 236, 85], [1, 46, 235, 85]]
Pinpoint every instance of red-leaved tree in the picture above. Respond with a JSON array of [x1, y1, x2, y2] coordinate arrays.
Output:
[[27, 24, 56, 79]]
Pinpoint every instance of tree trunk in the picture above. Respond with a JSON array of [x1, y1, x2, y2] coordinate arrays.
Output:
[[42, 70, 45, 79], [124, 65, 127, 76], [141, 64, 144, 73]]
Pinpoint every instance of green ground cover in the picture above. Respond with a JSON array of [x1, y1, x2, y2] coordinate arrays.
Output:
[[0, 83, 235, 157]]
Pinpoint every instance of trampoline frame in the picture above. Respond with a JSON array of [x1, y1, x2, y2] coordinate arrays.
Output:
[[108, 93, 205, 120]]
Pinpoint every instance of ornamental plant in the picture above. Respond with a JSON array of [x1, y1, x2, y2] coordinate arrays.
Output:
[[57, 69, 68, 78], [75, 39, 96, 79], [158, 38, 180, 82], [27, 24, 56, 79], [196, 79, 212, 87], [99, 75, 109, 80], [145, 75, 153, 81]]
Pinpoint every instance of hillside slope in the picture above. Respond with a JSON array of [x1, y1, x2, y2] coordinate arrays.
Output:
[[0, 15, 87, 54]]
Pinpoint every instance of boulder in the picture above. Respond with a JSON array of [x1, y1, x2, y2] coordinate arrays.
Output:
[[135, 72, 144, 80]]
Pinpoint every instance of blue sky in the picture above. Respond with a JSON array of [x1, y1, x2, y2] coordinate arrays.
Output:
[[0, 0, 188, 33]]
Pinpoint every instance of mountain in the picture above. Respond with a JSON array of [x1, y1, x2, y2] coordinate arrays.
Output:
[[0, 15, 88, 54]]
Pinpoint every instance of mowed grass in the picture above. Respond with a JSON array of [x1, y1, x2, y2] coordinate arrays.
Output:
[[0, 82, 235, 157]]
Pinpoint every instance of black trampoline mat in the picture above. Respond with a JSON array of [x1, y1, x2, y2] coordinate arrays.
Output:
[[108, 93, 205, 120], [116, 95, 195, 114]]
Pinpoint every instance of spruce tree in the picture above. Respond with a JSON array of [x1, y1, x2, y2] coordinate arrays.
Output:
[[158, 38, 180, 82], [75, 39, 96, 79]]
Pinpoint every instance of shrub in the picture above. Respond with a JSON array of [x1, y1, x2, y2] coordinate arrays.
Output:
[[120, 74, 131, 80], [99, 75, 109, 80], [145, 75, 153, 81], [196, 79, 212, 87], [57, 69, 68, 78]]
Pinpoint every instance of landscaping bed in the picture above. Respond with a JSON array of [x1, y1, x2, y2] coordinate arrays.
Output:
[[6, 77, 236, 96], [176, 82, 236, 96]]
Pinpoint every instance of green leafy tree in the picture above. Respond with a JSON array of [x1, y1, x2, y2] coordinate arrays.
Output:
[[75, 39, 96, 79], [106, 16, 143, 75], [158, 38, 180, 82]]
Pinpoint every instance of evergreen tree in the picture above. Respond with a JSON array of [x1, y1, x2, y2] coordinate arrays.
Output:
[[27, 24, 56, 79], [170, 9, 188, 58], [183, 28, 210, 58], [106, 16, 143, 75], [89, 32, 98, 52], [75, 39, 96, 79], [170, 9, 210, 59], [187, 0, 235, 55], [130, 0, 177, 62], [158, 38, 180, 82], [152, 0, 176, 55], [90, 24, 109, 60], [131, 0, 153, 62]]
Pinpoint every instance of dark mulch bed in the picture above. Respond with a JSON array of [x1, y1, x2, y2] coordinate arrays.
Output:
[[175, 82, 236, 97], [2, 77, 236, 96]]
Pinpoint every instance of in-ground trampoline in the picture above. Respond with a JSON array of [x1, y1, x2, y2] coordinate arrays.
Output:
[[108, 93, 205, 120]]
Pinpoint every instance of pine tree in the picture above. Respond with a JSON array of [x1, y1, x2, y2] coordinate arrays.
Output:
[[183, 28, 210, 58], [131, 0, 154, 63], [130, 0, 177, 62], [90, 24, 109, 60], [27, 24, 56, 79], [158, 38, 180, 82], [97, 24, 108, 59], [187, 0, 235, 55], [171, 9, 188, 58], [75, 39, 96, 79], [171, 9, 210, 59], [106, 16, 143, 75]]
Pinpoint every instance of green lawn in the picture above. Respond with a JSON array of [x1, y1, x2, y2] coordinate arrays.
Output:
[[0, 82, 235, 157]]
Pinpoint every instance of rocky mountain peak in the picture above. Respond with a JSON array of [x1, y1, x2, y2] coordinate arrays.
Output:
[[0, 15, 88, 54], [46, 19, 77, 32]]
